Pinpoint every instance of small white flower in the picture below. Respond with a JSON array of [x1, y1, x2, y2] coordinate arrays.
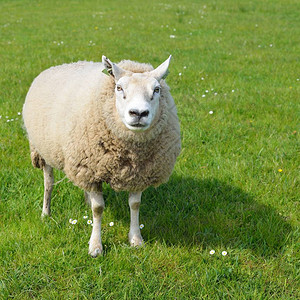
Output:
[[214, 92, 218, 96], [201, 77, 204, 80], [69, 218, 73, 223], [258, 45, 261, 48], [140, 224, 144, 229], [202, 94, 206, 98], [7, 120, 10, 122], [0, 115, 2, 119], [210, 250, 215, 255], [109, 222, 114, 227], [297, 78, 299, 81], [179, 72, 182, 76], [222, 251, 227, 256], [232, 89, 235, 92], [170, 35, 176, 38], [183, 66, 187, 69], [205, 90, 209, 93], [10, 119, 14, 121], [83, 215, 88, 219], [173, 28, 176, 31], [17, 112, 21, 115], [270, 44, 273, 47], [87, 220, 93, 225], [209, 110, 214, 114], [71, 219, 78, 224]]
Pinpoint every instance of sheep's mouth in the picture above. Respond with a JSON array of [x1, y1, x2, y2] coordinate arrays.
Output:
[[126, 122, 149, 131], [131, 123, 146, 128]]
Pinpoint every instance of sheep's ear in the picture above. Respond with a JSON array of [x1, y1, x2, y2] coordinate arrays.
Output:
[[102, 55, 126, 81], [102, 55, 113, 76], [150, 55, 172, 81]]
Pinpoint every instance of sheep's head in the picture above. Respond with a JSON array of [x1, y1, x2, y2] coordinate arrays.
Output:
[[102, 55, 171, 132]]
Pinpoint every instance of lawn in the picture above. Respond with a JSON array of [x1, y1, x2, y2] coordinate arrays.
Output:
[[0, 0, 299, 298]]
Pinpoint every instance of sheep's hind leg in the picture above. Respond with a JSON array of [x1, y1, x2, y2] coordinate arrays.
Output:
[[88, 189, 105, 257], [128, 192, 144, 247], [42, 164, 54, 217], [84, 191, 91, 206]]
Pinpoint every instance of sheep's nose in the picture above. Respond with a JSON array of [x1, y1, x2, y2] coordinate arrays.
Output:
[[129, 109, 149, 118]]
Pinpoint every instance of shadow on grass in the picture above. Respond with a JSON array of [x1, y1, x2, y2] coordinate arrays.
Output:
[[105, 175, 292, 257]]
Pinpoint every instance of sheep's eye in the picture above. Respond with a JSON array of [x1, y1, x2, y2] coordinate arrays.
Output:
[[154, 87, 160, 94], [116, 85, 123, 92]]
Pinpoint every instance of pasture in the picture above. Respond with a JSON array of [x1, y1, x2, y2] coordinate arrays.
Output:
[[0, 0, 299, 298]]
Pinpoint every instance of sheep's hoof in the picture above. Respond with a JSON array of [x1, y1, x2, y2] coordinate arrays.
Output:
[[129, 233, 144, 247], [41, 211, 50, 219], [89, 244, 103, 258]]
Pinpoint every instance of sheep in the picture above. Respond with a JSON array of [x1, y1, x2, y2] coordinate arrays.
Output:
[[23, 55, 181, 257]]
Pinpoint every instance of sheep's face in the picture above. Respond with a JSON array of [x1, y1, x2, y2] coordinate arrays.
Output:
[[114, 74, 161, 131], [102, 55, 172, 132]]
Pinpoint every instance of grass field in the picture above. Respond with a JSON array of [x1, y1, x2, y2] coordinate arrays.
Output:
[[0, 0, 299, 298]]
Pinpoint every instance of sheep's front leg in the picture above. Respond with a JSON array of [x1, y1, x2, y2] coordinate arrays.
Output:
[[88, 190, 105, 257], [128, 192, 143, 247], [42, 164, 54, 217]]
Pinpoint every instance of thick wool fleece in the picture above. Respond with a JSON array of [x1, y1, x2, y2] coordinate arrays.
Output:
[[23, 60, 181, 192]]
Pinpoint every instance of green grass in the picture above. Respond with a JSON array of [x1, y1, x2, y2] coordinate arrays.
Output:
[[0, 0, 299, 298]]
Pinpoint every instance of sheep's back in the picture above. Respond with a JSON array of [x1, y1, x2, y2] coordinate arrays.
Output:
[[23, 61, 106, 169]]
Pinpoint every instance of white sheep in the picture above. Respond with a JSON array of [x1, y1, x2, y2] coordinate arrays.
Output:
[[23, 55, 181, 257]]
